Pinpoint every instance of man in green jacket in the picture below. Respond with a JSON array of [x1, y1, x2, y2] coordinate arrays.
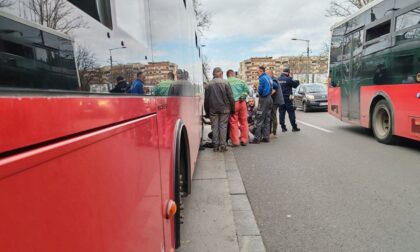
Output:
[[227, 70, 250, 146], [154, 72, 175, 96]]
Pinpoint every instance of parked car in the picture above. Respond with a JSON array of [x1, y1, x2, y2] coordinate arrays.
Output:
[[293, 83, 328, 112]]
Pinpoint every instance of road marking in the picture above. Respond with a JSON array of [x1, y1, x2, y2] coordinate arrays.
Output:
[[297, 120, 333, 133]]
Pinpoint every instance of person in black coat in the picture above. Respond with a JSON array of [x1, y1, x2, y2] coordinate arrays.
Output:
[[278, 68, 300, 132], [110, 76, 130, 93]]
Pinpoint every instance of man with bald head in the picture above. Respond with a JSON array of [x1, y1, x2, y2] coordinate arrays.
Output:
[[204, 67, 235, 152]]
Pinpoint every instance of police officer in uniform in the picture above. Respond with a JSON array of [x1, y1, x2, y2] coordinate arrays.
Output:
[[279, 68, 300, 132]]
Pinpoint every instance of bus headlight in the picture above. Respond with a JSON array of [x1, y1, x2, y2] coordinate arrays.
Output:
[[306, 94, 315, 100]]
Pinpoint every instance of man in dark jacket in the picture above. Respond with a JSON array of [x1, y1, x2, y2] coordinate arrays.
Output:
[[204, 67, 235, 152], [110, 76, 129, 93], [279, 68, 300, 132], [168, 69, 194, 96], [267, 70, 284, 136], [251, 66, 273, 144]]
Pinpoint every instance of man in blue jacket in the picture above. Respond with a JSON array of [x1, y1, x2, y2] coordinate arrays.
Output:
[[251, 66, 273, 144], [130, 72, 145, 95], [279, 68, 300, 132]]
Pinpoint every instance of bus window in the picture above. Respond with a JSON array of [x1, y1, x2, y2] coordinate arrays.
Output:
[[352, 30, 364, 79], [35, 47, 48, 63], [342, 35, 352, 61], [395, 7, 420, 45], [352, 30, 363, 56], [396, 7, 420, 31], [1, 40, 34, 59], [68, 0, 112, 29], [393, 55, 416, 84], [366, 20, 391, 41]]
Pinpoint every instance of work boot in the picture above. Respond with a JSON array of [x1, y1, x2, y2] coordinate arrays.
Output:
[[281, 128, 287, 132], [292, 127, 301, 132]]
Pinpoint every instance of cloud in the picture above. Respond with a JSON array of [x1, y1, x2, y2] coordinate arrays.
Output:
[[200, 0, 342, 69]]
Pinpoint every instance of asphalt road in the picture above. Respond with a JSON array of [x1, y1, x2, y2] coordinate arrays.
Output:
[[232, 110, 420, 252]]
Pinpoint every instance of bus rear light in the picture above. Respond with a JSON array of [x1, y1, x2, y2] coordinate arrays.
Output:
[[412, 118, 420, 134], [165, 200, 177, 219]]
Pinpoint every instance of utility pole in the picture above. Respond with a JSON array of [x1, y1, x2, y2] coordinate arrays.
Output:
[[292, 38, 310, 83], [108, 46, 126, 88]]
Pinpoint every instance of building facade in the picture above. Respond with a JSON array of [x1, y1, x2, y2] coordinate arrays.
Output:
[[239, 56, 328, 84]]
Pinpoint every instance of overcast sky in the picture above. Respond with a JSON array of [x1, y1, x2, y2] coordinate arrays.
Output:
[[200, 0, 343, 73]]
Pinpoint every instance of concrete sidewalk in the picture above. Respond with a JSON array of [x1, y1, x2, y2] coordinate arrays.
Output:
[[178, 148, 266, 252]]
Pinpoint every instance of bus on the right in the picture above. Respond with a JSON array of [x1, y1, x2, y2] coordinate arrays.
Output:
[[328, 0, 420, 144]]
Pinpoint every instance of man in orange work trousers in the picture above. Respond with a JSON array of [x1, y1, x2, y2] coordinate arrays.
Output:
[[227, 69, 250, 146]]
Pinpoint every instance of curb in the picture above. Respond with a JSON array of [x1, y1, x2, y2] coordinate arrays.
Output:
[[225, 150, 266, 252]]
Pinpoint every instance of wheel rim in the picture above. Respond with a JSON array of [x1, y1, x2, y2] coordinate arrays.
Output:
[[374, 106, 390, 138]]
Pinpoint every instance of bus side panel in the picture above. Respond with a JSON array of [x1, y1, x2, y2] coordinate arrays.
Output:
[[328, 87, 342, 119], [360, 84, 420, 140], [0, 116, 164, 252], [0, 97, 156, 154]]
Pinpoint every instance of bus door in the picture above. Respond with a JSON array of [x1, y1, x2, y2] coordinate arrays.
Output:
[[341, 30, 363, 121], [349, 30, 363, 121], [341, 34, 352, 120]]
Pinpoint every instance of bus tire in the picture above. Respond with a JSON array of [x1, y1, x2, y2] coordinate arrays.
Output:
[[174, 157, 182, 249], [372, 100, 396, 144]]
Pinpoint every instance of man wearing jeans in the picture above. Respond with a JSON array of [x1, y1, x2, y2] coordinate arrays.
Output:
[[204, 67, 235, 152], [251, 66, 273, 144], [227, 69, 250, 146]]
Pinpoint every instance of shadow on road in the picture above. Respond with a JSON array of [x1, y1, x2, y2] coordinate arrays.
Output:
[[340, 125, 420, 151]]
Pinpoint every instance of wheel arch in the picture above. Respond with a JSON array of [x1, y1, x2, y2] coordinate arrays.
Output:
[[173, 120, 192, 195], [368, 91, 395, 133]]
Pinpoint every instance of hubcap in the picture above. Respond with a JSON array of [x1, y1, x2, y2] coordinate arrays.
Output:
[[375, 107, 390, 138]]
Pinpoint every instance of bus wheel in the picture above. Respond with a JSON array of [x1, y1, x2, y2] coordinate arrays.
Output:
[[174, 171, 182, 248], [372, 100, 396, 144], [174, 141, 188, 249]]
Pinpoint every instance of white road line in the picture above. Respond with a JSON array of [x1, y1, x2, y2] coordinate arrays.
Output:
[[296, 120, 333, 133]]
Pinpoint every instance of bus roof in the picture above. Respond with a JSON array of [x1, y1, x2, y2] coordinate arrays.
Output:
[[330, 0, 384, 31]]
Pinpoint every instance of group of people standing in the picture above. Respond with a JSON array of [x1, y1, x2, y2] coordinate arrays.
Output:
[[204, 66, 300, 152], [110, 69, 194, 96], [110, 72, 146, 94]]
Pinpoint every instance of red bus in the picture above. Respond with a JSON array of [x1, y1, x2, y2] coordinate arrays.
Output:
[[328, 0, 420, 144], [0, 0, 203, 251]]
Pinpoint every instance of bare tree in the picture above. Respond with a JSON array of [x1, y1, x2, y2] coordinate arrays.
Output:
[[202, 55, 211, 80], [326, 0, 374, 17], [320, 42, 330, 57], [24, 0, 85, 33], [0, 0, 14, 8], [75, 45, 98, 91], [192, 0, 211, 34]]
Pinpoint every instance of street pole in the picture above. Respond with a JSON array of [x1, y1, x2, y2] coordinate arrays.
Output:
[[109, 50, 113, 88], [306, 40, 310, 83], [292, 38, 310, 83], [108, 46, 126, 89]]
